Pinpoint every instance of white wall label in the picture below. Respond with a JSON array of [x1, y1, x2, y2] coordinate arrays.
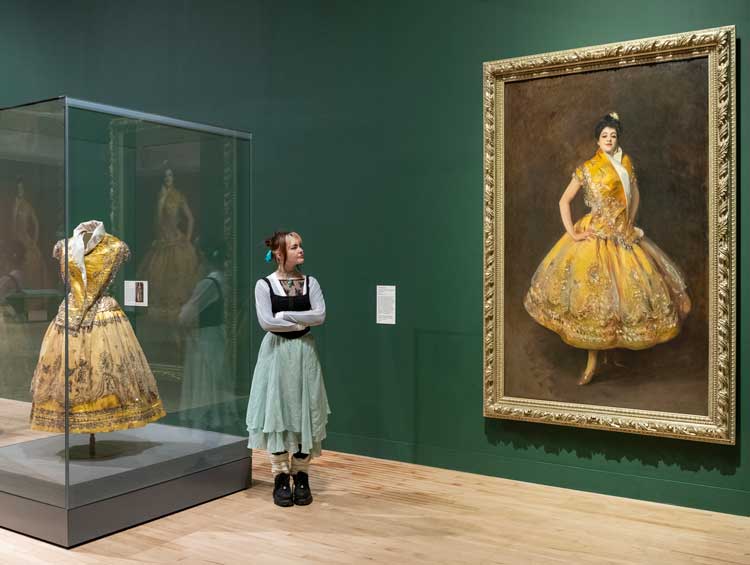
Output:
[[376, 285, 396, 325], [124, 280, 149, 307]]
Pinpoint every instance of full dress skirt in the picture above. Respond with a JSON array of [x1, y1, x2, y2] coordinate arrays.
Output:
[[246, 333, 330, 457], [137, 239, 199, 322], [29, 301, 166, 433], [524, 215, 691, 350]]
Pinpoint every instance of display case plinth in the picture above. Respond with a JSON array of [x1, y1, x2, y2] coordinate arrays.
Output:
[[0, 425, 251, 547], [0, 456, 250, 547]]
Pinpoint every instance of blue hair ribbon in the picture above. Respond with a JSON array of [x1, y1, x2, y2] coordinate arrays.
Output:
[[265, 249, 273, 263]]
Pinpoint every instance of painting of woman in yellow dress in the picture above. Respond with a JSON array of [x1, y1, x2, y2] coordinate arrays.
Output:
[[524, 113, 691, 385], [11, 177, 46, 290], [137, 167, 199, 322]]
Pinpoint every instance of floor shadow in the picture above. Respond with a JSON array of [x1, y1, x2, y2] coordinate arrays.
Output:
[[484, 416, 740, 477], [58, 440, 161, 461]]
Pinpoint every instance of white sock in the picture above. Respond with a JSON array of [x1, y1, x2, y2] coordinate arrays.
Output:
[[270, 452, 290, 477], [290, 453, 311, 475]]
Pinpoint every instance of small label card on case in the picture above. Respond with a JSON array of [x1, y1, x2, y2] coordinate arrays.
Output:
[[124, 280, 149, 307]]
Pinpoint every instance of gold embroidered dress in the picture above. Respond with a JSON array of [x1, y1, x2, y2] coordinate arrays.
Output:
[[30, 221, 166, 433], [524, 149, 691, 350]]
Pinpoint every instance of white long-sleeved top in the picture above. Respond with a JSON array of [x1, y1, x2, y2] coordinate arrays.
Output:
[[254, 272, 326, 333]]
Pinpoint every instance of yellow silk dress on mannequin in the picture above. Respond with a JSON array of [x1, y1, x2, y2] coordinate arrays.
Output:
[[524, 149, 691, 350], [30, 221, 166, 433], [137, 179, 199, 322]]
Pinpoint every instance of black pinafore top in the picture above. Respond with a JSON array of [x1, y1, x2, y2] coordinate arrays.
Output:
[[262, 276, 310, 339], [199, 276, 224, 328]]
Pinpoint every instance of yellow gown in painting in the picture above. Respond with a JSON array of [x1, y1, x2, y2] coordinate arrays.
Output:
[[12, 194, 46, 290], [137, 183, 199, 322], [30, 221, 166, 433], [524, 149, 691, 350]]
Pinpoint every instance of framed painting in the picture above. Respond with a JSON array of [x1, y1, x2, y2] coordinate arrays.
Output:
[[108, 118, 241, 385], [482, 27, 736, 443]]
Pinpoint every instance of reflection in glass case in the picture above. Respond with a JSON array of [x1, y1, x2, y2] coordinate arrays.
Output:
[[0, 98, 252, 547]]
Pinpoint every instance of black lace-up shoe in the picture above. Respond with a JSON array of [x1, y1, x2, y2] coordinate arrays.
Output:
[[293, 471, 313, 506], [273, 473, 293, 507]]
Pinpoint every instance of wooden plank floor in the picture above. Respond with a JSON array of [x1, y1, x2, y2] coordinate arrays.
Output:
[[0, 398, 55, 448], [0, 449, 748, 564]]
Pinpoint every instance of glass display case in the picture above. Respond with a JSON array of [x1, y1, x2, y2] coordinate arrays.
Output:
[[0, 97, 252, 546]]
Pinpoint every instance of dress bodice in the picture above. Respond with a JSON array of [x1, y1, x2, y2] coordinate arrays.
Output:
[[12, 198, 38, 243], [574, 149, 637, 241], [53, 234, 130, 330], [262, 276, 311, 339], [156, 187, 189, 241]]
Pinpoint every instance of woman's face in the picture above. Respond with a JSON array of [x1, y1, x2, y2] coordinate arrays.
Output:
[[281, 236, 304, 270], [598, 127, 619, 155], [164, 169, 174, 187]]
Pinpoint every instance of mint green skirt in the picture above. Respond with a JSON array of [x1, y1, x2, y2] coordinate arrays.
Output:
[[246, 332, 330, 456]]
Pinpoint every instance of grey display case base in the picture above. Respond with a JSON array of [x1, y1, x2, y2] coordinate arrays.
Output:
[[0, 424, 251, 547]]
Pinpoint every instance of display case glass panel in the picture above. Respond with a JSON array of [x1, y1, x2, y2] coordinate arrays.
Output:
[[0, 98, 67, 508], [0, 97, 251, 546]]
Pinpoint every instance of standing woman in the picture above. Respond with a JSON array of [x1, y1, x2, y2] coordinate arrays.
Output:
[[246, 231, 330, 507]]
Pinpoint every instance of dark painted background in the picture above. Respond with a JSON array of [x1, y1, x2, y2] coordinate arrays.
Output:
[[0, 0, 747, 514], [504, 58, 709, 414]]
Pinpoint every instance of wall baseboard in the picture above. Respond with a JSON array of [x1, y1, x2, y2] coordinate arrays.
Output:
[[325, 432, 750, 516]]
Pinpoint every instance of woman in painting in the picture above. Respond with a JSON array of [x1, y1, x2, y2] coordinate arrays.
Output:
[[524, 112, 691, 385], [11, 177, 45, 290], [137, 166, 199, 322]]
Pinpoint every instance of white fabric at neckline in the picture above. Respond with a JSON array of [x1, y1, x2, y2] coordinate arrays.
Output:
[[604, 147, 631, 211], [69, 220, 106, 291]]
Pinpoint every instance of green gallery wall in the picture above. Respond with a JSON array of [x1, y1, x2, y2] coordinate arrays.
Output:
[[1, 0, 747, 515]]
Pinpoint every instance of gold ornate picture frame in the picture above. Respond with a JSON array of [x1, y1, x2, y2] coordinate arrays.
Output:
[[483, 27, 736, 443]]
